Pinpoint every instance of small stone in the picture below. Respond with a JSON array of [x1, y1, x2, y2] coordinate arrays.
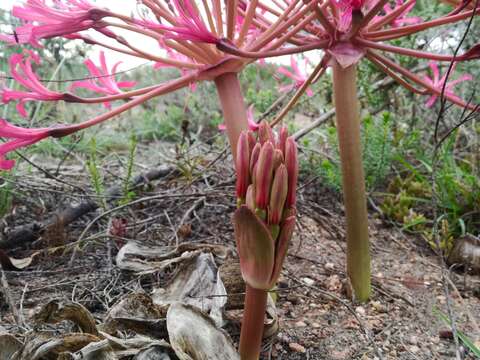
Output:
[[439, 329, 454, 339], [312, 322, 321, 328], [355, 306, 366, 316], [286, 294, 299, 305], [289, 342, 306, 353], [371, 301, 386, 313], [409, 336, 418, 345], [295, 321, 307, 328], [325, 262, 335, 271], [302, 277, 315, 286], [409, 345, 420, 353]]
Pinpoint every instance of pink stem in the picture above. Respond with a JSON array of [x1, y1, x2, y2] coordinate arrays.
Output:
[[218, 39, 330, 59], [214, 72, 249, 158], [366, 7, 480, 40], [355, 38, 477, 61], [238, 285, 268, 360], [50, 72, 197, 137]]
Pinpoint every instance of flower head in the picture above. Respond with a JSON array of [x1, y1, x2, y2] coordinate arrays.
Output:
[[382, 0, 422, 28], [1, 51, 67, 117], [0, 119, 50, 170], [71, 51, 136, 109], [278, 56, 314, 97], [422, 61, 473, 108], [0, 0, 106, 47], [334, 0, 373, 32], [233, 123, 298, 289], [148, 0, 218, 44]]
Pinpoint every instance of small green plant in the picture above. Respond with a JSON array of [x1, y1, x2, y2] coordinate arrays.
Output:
[[120, 134, 138, 204], [433, 307, 480, 358], [306, 112, 394, 192], [0, 174, 13, 217], [383, 130, 479, 252], [86, 138, 106, 210]]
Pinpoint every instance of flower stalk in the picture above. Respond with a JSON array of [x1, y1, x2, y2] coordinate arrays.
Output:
[[332, 61, 371, 302], [214, 73, 249, 158], [233, 124, 298, 359]]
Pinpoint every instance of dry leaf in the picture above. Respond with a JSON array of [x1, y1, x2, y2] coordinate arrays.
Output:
[[167, 303, 239, 360]]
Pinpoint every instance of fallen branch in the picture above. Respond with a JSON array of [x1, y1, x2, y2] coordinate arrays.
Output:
[[0, 165, 175, 250]]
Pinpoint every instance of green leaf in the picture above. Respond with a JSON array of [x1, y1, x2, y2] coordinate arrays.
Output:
[[433, 307, 480, 358]]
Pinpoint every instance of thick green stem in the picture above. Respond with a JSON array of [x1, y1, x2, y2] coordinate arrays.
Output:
[[214, 73, 249, 158], [239, 285, 268, 360], [332, 61, 371, 302]]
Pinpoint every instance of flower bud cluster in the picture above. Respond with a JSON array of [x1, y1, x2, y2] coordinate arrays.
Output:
[[233, 122, 298, 290], [236, 122, 298, 231]]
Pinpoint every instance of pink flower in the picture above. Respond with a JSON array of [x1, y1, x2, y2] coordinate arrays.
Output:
[[334, 0, 367, 32], [1, 51, 66, 117], [0, 118, 50, 170], [423, 61, 473, 108], [70, 51, 136, 109], [154, 41, 197, 91], [149, 0, 218, 44], [218, 105, 259, 131], [0, 0, 106, 47], [277, 56, 314, 97], [376, 0, 422, 28]]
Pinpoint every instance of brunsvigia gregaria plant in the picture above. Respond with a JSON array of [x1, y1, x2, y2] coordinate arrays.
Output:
[[233, 121, 298, 360], [0, 0, 329, 160], [0, 0, 479, 308]]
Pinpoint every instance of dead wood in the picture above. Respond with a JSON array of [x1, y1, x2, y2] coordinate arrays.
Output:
[[0, 165, 175, 250]]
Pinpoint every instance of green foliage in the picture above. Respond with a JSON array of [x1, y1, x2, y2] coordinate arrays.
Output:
[[433, 307, 480, 358], [305, 112, 394, 192], [382, 130, 479, 252], [241, 63, 280, 113], [86, 138, 106, 210], [121, 134, 138, 204], [0, 173, 14, 217]]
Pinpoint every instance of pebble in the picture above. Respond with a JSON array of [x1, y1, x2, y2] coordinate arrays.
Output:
[[355, 306, 366, 316], [289, 342, 306, 353], [295, 321, 307, 328], [325, 262, 335, 271], [409, 345, 420, 353], [302, 277, 315, 286], [409, 335, 419, 346], [371, 301, 387, 313]]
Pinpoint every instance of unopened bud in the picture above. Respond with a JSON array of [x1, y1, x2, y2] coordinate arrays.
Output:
[[268, 164, 288, 225], [255, 142, 274, 209], [235, 131, 250, 199], [272, 149, 284, 171], [285, 137, 298, 207], [258, 121, 275, 145], [277, 126, 288, 154], [247, 130, 256, 153], [250, 142, 261, 174], [246, 185, 256, 212]]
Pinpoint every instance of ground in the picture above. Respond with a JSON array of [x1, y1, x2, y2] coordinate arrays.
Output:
[[0, 141, 479, 360]]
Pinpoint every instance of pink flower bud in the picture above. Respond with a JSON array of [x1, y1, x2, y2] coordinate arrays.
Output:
[[285, 137, 299, 207], [246, 185, 256, 212], [247, 130, 256, 153], [277, 126, 289, 154], [258, 121, 275, 145], [255, 141, 274, 209], [249, 142, 261, 174], [268, 164, 288, 225], [272, 149, 284, 171], [235, 131, 250, 199]]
